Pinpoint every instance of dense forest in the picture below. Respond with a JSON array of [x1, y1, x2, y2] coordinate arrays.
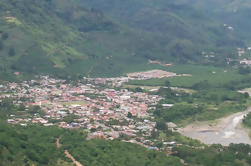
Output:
[[0, 0, 245, 80], [0, 121, 185, 166]]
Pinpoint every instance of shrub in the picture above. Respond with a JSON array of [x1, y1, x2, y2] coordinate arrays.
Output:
[[0, 41, 3, 50], [8, 47, 16, 56], [1, 32, 8, 40]]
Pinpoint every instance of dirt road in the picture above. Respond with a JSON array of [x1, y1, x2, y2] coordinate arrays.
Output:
[[64, 150, 83, 166], [56, 137, 83, 166]]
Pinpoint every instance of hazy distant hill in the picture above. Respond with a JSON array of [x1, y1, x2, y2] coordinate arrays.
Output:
[[80, 0, 244, 58], [0, 0, 245, 80], [173, 0, 251, 44]]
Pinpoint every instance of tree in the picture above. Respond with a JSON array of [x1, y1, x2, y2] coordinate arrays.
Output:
[[151, 130, 159, 139], [0, 41, 3, 50], [1, 32, 8, 40], [90, 128, 96, 132], [127, 112, 133, 118], [8, 47, 16, 56], [192, 80, 210, 90], [164, 80, 171, 87], [238, 66, 250, 75], [156, 121, 167, 131], [135, 87, 143, 92], [244, 92, 249, 98]]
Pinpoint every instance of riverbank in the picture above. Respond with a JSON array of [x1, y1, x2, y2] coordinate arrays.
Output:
[[179, 107, 251, 146]]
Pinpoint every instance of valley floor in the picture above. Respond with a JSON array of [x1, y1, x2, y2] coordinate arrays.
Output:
[[180, 107, 251, 145]]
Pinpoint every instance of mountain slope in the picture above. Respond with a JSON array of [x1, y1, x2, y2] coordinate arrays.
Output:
[[80, 0, 244, 55], [0, 0, 245, 80], [0, 0, 160, 79], [0, 121, 182, 166], [172, 0, 251, 44]]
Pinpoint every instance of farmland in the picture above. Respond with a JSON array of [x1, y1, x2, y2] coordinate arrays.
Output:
[[127, 65, 247, 88]]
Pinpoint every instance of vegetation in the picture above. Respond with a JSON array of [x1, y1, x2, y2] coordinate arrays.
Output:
[[1, 118, 251, 166], [126, 65, 251, 125], [0, 100, 181, 166], [1, 1, 251, 165], [174, 143, 251, 166], [178, 0, 251, 45], [0, 121, 65, 166], [243, 112, 251, 128], [61, 137, 182, 166], [127, 65, 248, 88], [0, 0, 246, 80]]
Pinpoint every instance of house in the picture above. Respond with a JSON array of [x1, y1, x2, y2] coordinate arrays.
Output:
[[162, 104, 174, 108]]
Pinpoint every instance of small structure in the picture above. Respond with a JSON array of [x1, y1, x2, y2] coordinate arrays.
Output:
[[167, 122, 177, 131]]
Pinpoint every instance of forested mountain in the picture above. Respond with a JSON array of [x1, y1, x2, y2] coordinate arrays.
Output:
[[80, 0, 244, 61], [0, 0, 148, 79], [0, 0, 245, 79], [170, 0, 251, 44]]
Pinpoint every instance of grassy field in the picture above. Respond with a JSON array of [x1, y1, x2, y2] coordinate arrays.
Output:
[[60, 101, 89, 106], [127, 64, 247, 88], [138, 64, 251, 125]]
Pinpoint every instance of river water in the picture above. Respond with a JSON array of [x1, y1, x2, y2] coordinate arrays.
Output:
[[179, 107, 251, 146]]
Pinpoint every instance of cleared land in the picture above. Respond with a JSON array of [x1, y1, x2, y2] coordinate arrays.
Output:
[[127, 65, 246, 88], [127, 69, 177, 79]]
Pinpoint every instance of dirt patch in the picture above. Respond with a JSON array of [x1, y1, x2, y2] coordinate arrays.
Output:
[[56, 137, 82, 166], [239, 88, 251, 96], [64, 150, 83, 166], [148, 60, 172, 67], [127, 70, 177, 79], [56, 137, 62, 148]]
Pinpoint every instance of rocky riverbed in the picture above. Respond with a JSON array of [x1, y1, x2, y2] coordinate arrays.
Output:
[[179, 107, 251, 146]]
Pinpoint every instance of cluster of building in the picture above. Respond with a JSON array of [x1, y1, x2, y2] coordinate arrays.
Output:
[[148, 60, 173, 67], [223, 24, 234, 31], [240, 59, 251, 65], [88, 69, 180, 87], [237, 48, 246, 57], [0, 75, 180, 150], [127, 70, 177, 80]]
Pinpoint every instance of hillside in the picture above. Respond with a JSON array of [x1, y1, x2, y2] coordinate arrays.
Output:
[[80, 0, 243, 62], [0, 0, 244, 80], [0, 121, 183, 166], [174, 0, 251, 45]]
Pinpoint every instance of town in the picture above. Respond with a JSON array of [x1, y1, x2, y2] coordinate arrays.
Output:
[[0, 71, 181, 152]]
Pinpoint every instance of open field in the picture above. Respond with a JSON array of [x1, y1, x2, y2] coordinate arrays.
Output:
[[122, 84, 160, 91], [127, 65, 247, 88], [239, 88, 251, 96], [127, 69, 177, 79], [60, 101, 89, 106]]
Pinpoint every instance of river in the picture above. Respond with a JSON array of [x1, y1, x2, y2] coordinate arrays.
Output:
[[179, 107, 251, 146]]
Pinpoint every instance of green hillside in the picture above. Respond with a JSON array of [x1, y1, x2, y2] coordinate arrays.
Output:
[[0, 121, 184, 166], [80, 0, 243, 61], [175, 0, 251, 44], [0, 0, 244, 80], [0, 0, 157, 79]]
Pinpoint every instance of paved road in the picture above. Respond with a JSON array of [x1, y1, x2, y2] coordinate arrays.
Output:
[[180, 107, 251, 146]]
